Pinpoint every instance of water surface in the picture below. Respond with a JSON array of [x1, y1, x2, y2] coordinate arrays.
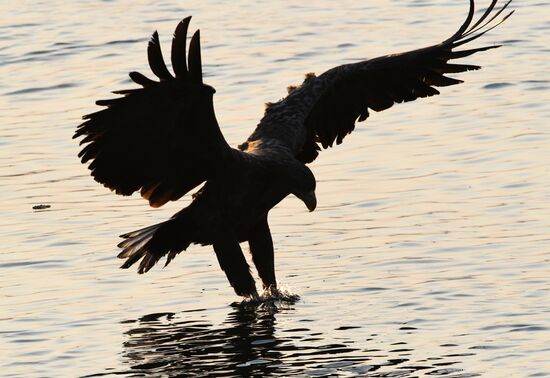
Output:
[[1, 1, 549, 376]]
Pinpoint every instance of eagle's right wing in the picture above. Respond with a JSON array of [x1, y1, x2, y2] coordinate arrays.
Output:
[[74, 17, 231, 208]]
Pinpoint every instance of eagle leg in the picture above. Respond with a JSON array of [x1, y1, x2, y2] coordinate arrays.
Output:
[[213, 235, 257, 298], [248, 217, 277, 291]]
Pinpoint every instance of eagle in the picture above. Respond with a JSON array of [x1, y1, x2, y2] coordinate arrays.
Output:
[[75, 0, 513, 299]]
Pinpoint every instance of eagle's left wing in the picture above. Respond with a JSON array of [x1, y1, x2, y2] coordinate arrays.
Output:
[[296, 0, 513, 163], [246, 0, 513, 163]]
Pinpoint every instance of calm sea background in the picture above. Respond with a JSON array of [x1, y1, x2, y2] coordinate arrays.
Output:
[[1, 1, 549, 376]]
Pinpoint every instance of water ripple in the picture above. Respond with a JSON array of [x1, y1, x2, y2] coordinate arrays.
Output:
[[1, 0, 548, 377]]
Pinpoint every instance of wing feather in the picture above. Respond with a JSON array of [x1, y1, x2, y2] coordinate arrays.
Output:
[[75, 18, 229, 207], [247, 0, 512, 164], [129, 71, 157, 87], [148, 31, 174, 81], [171, 17, 191, 78], [188, 30, 203, 84]]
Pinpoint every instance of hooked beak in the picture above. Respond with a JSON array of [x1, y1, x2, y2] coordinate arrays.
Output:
[[300, 190, 317, 212]]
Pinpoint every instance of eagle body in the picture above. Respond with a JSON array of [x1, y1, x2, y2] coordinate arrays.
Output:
[[75, 1, 513, 298], [185, 151, 300, 242]]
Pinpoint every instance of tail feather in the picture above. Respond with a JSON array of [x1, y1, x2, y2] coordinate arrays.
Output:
[[117, 217, 192, 274], [117, 223, 161, 257], [119, 223, 163, 239]]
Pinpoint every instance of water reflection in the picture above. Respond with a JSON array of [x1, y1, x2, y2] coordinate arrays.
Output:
[[123, 302, 289, 376], [86, 302, 477, 377]]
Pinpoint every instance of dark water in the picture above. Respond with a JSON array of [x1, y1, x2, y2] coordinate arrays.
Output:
[[1, 1, 549, 377], [88, 301, 477, 377]]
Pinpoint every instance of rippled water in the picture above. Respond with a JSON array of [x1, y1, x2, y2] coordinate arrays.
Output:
[[1, 1, 549, 376]]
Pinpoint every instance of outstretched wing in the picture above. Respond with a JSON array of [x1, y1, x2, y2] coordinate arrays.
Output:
[[298, 0, 514, 163], [247, 0, 513, 163], [74, 17, 231, 207]]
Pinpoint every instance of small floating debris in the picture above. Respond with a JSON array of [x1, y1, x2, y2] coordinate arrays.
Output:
[[483, 82, 514, 90], [32, 204, 51, 210]]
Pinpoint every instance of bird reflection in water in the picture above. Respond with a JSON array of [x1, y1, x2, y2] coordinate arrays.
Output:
[[105, 299, 477, 377]]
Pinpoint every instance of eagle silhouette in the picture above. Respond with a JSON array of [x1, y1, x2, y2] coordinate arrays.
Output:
[[75, 0, 513, 298]]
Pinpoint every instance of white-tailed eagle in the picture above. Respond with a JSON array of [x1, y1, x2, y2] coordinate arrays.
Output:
[[75, 0, 513, 298]]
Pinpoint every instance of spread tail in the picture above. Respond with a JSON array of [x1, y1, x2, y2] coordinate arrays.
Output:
[[117, 212, 194, 273]]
